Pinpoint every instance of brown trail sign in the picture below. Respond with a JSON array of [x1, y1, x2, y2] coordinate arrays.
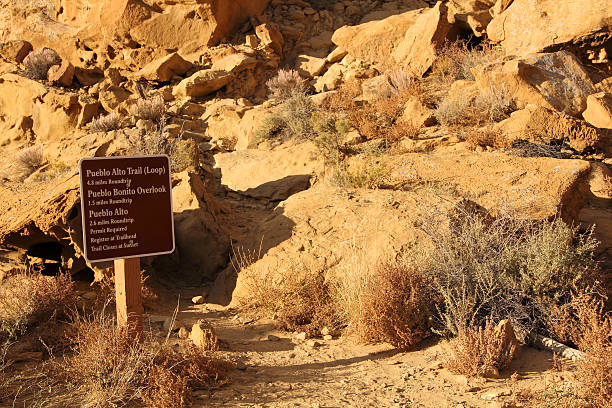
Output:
[[79, 155, 175, 340]]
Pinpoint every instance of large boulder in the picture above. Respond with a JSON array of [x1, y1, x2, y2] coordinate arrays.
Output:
[[472, 51, 596, 116], [221, 149, 593, 305], [487, 0, 612, 56], [493, 104, 608, 152], [170, 171, 230, 284], [392, 2, 453, 77], [0, 74, 82, 141], [130, 1, 270, 56], [583, 92, 612, 129], [331, 8, 426, 65], [214, 142, 322, 201], [132, 52, 192, 82], [0, 40, 32, 63], [173, 70, 234, 98]]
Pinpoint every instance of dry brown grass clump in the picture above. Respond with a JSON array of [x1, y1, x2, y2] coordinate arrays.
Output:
[[0, 270, 76, 339], [23, 48, 61, 80], [31, 311, 231, 408], [129, 95, 165, 122], [445, 320, 517, 377], [434, 85, 514, 127], [15, 145, 46, 177], [266, 69, 308, 101], [357, 262, 435, 350], [430, 41, 502, 84], [90, 111, 123, 132]]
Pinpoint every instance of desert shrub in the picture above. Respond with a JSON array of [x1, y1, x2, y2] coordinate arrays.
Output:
[[384, 69, 418, 97], [32, 161, 71, 182], [23, 48, 61, 80], [0, 270, 76, 339], [281, 92, 315, 138], [252, 115, 285, 146], [32, 311, 231, 408], [435, 85, 514, 126], [445, 319, 517, 377], [128, 119, 199, 172], [334, 159, 392, 189], [237, 258, 340, 337], [415, 207, 598, 337], [357, 262, 435, 349], [129, 95, 165, 122], [431, 41, 502, 83], [90, 111, 123, 132], [16, 145, 45, 177], [266, 69, 308, 101]]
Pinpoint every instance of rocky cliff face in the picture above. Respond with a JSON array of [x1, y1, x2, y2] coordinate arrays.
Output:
[[0, 0, 610, 290]]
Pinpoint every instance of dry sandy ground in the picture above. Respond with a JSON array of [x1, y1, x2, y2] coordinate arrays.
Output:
[[155, 295, 575, 408]]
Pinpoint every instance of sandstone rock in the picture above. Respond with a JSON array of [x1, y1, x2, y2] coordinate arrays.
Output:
[[232, 105, 275, 150], [494, 319, 519, 356], [494, 104, 608, 152], [401, 96, 436, 128], [173, 70, 234, 98], [487, 0, 612, 56], [192, 295, 205, 305], [214, 142, 321, 201], [77, 97, 100, 128], [132, 53, 192, 82], [74, 67, 104, 86], [326, 47, 347, 63], [490, 0, 513, 17], [473, 51, 595, 116], [313, 63, 344, 93], [211, 53, 257, 73], [296, 55, 327, 78], [189, 319, 218, 351], [331, 8, 426, 65], [392, 2, 453, 77], [130, 1, 270, 55], [447, 0, 494, 37], [98, 83, 131, 112], [170, 171, 230, 284], [0, 40, 32, 63], [256, 23, 284, 55], [583, 92, 612, 129], [245, 34, 259, 48], [47, 59, 74, 87]]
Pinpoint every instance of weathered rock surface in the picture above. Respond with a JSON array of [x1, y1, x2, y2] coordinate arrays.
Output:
[[331, 8, 426, 65], [211, 53, 258, 74], [173, 70, 234, 98], [132, 53, 192, 82], [214, 142, 322, 201], [494, 104, 608, 153], [447, 0, 494, 37], [583, 92, 612, 129], [0, 40, 32, 63], [392, 2, 453, 77], [473, 51, 595, 116], [47, 60, 75, 87], [170, 171, 230, 284], [487, 0, 612, 56]]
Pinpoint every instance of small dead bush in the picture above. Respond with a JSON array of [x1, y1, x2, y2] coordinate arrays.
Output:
[[129, 95, 165, 122], [0, 270, 76, 339], [33, 311, 231, 408], [23, 48, 61, 80], [90, 111, 123, 132], [357, 262, 435, 349], [266, 69, 308, 101], [16, 145, 45, 177], [445, 319, 517, 377]]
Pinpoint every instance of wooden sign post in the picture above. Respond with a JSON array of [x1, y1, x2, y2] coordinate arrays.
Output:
[[79, 155, 175, 341]]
